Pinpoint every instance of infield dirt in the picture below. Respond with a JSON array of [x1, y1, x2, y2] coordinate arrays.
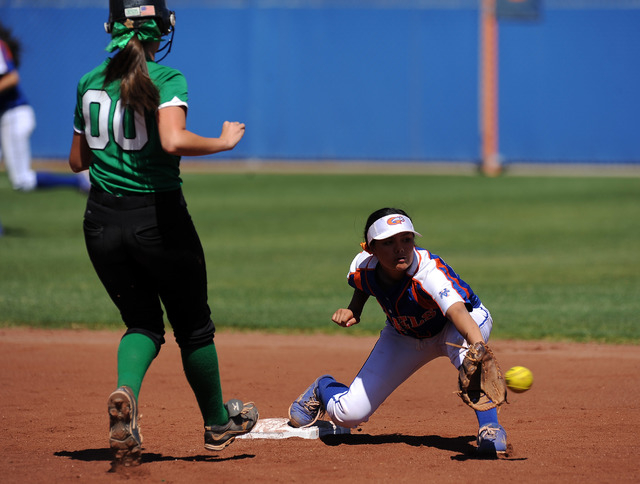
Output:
[[1, 328, 637, 483]]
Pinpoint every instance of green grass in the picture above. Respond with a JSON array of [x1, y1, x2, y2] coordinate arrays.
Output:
[[1, 171, 639, 344]]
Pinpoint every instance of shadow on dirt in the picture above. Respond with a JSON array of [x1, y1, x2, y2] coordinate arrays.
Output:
[[320, 434, 527, 461], [321, 433, 475, 454], [54, 449, 255, 464]]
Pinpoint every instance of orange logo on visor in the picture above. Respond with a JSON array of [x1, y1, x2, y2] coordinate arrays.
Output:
[[387, 216, 405, 225]]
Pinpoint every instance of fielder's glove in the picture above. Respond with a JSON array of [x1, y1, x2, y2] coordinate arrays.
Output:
[[457, 341, 508, 411]]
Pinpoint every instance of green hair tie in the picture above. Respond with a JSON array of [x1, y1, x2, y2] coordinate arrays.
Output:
[[106, 20, 162, 53]]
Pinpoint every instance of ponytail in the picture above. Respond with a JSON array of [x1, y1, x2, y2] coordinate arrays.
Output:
[[104, 35, 159, 115]]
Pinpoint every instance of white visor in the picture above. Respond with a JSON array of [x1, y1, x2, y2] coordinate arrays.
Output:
[[366, 214, 422, 245]]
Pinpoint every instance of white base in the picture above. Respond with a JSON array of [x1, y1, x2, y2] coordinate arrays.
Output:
[[236, 417, 350, 440]]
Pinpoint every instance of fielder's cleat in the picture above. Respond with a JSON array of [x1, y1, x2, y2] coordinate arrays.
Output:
[[476, 423, 507, 455], [288, 375, 332, 428], [108, 386, 142, 467], [204, 399, 259, 451]]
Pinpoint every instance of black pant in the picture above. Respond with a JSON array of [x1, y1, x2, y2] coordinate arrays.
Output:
[[83, 187, 215, 349]]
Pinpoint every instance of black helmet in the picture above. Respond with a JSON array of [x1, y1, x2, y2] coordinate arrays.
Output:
[[105, 0, 175, 35]]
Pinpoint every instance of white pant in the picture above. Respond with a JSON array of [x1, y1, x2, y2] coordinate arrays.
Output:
[[1, 104, 37, 191], [326, 304, 493, 428]]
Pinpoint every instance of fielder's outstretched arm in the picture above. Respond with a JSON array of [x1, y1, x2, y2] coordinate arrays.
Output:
[[446, 301, 484, 345]]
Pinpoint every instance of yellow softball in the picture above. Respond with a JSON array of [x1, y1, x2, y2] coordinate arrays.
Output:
[[505, 366, 533, 393]]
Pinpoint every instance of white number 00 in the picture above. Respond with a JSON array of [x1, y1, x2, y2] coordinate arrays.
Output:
[[82, 89, 148, 151]]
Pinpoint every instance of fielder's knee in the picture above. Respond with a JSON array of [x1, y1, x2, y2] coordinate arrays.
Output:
[[326, 398, 372, 428]]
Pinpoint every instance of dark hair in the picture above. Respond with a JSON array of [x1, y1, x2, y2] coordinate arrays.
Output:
[[363, 207, 411, 246], [0, 22, 21, 67], [103, 35, 159, 115]]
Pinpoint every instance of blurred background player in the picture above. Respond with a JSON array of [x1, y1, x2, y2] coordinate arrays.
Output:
[[68, 0, 257, 467], [0, 22, 89, 192], [289, 207, 507, 455]]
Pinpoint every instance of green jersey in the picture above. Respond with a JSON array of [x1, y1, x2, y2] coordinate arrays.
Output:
[[73, 58, 188, 194]]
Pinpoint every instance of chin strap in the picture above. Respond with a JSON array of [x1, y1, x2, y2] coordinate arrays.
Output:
[[155, 27, 175, 63]]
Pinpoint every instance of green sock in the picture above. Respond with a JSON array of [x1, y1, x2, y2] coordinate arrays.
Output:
[[116, 333, 158, 400], [181, 343, 228, 427]]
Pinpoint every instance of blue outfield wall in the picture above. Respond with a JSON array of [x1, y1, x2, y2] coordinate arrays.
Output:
[[0, 0, 639, 163], [499, 7, 640, 163]]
